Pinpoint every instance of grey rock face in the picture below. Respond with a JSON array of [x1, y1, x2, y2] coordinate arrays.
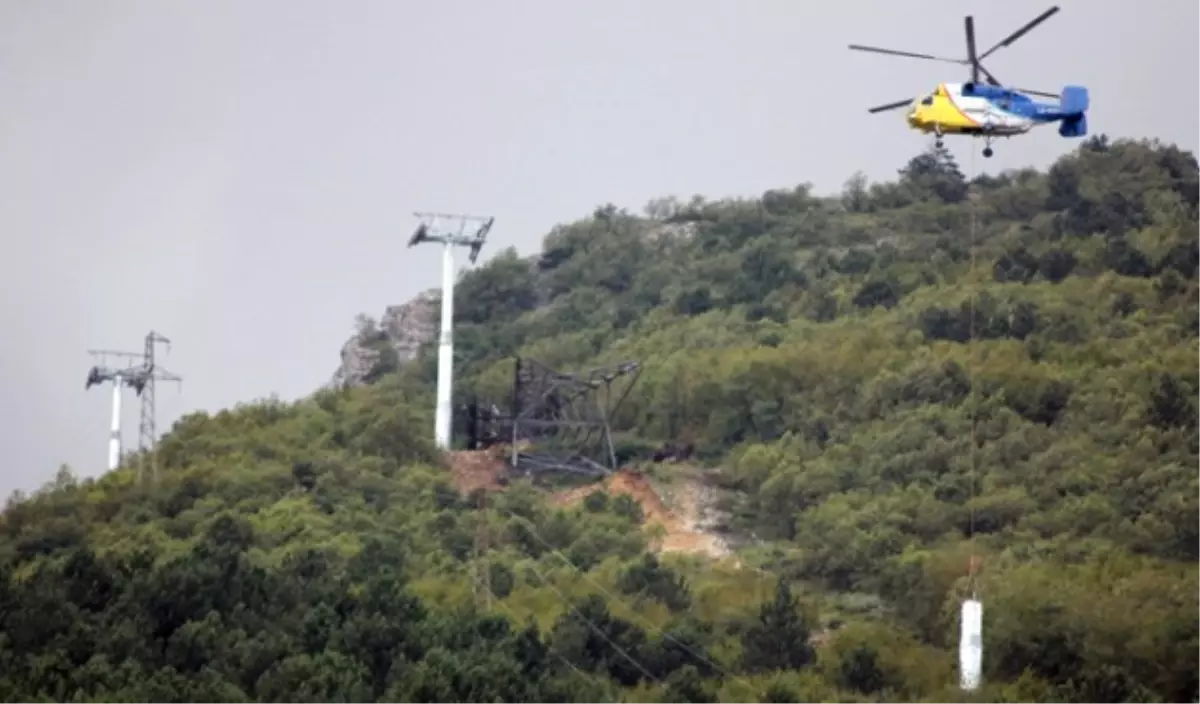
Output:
[[380, 290, 440, 363], [330, 289, 440, 388]]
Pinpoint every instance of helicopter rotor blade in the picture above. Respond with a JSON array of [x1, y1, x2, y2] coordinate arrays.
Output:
[[964, 16, 980, 83], [976, 62, 1058, 99], [867, 98, 915, 114], [848, 44, 964, 65], [976, 62, 1003, 87], [1012, 87, 1061, 99], [977, 6, 1061, 62]]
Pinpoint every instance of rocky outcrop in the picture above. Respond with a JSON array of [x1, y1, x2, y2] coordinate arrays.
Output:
[[379, 290, 441, 361], [328, 215, 694, 390], [330, 289, 440, 388]]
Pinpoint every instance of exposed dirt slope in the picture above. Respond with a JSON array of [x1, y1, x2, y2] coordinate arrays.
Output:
[[442, 452, 733, 560], [551, 468, 731, 559]]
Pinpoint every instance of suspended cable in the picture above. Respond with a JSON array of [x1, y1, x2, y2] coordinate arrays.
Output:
[[479, 574, 622, 700], [967, 143, 979, 593], [502, 510, 764, 698], [464, 477, 662, 691], [465, 498, 662, 690], [960, 141, 984, 693], [522, 558, 663, 686]]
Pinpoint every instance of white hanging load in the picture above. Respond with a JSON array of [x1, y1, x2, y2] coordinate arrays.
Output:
[[959, 598, 983, 691]]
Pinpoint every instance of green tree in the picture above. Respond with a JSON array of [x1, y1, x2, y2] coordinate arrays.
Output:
[[740, 582, 815, 673]]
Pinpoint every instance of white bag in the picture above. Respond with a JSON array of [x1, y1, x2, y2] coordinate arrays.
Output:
[[959, 598, 983, 691]]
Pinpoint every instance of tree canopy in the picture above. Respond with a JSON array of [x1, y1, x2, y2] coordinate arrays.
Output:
[[3, 137, 1197, 702]]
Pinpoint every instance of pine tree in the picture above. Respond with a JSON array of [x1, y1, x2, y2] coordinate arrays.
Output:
[[740, 581, 815, 672], [899, 145, 969, 203]]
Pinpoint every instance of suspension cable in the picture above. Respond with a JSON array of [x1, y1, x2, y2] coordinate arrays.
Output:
[[503, 510, 761, 696], [966, 143, 979, 598], [485, 591, 618, 698]]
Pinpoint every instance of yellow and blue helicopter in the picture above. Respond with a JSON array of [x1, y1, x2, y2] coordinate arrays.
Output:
[[849, 6, 1088, 158]]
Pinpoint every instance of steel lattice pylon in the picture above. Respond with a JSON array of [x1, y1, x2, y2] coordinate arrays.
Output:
[[462, 356, 641, 477], [137, 331, 181, 482], [86, 331, 181, 482]]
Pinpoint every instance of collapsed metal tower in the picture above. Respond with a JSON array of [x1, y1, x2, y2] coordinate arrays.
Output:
[[463, 356, 641, 477]]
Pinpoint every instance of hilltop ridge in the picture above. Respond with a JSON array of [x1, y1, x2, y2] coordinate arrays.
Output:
[[2, 137, 1197, 703]]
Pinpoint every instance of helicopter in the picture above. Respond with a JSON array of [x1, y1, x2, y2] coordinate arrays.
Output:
[[849, 6, 1088, 158]]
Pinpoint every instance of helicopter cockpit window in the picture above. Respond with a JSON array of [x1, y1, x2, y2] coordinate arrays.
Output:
[[921, 95, 934, 105]]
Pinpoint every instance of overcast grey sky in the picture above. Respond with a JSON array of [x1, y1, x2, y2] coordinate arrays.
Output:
[[1, 0, 1196, 494]]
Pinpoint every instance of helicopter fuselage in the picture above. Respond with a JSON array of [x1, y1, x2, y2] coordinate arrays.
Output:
[[906, 82, 1058, 137]]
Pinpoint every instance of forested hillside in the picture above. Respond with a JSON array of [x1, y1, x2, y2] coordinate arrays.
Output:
[[2, 137, 1196, 703]]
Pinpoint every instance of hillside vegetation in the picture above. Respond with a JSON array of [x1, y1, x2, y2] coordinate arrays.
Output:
[[2, 137, 1197, 703]]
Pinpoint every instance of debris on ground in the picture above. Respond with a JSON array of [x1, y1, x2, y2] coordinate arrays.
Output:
[[445, 448, 508, 494]]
